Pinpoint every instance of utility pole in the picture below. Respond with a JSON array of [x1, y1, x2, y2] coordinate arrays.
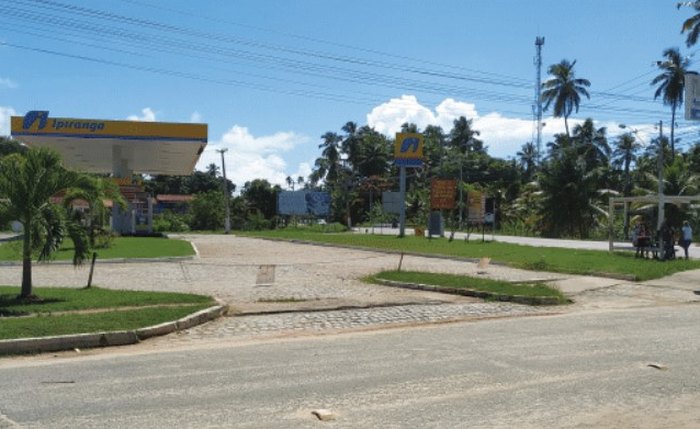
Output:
[[217, 148, 231, 234], [534, 36, 545, 164], [657, 120, 664, 235]]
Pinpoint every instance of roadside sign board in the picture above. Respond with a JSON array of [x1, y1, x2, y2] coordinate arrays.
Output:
[[394, 133, 424, 167], [431, 178, 457, 209], [382, 191, 402, 214], [467, 191, 486, 223]]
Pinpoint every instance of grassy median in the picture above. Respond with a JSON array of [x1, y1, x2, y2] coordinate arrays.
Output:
[[0, 236, 195, 261], [368, 270, 568, 304], [242, 229, 700, 281], [0, 286, 214, 340]]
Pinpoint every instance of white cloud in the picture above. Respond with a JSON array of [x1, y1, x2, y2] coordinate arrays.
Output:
[[0, 106, 17, 136], [366, 95, 581, 158], [189, 111, 202, 123], [366, 95, 436, 134], [0, 77, 16, 89], [195, 125, 311, 190], [127, 107, 157, 122]]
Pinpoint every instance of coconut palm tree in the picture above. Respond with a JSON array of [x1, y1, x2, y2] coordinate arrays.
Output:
[[341, 121, 361, 170], [0, 148, 95, 299], [316, 131, 342, 185], [541, 59, 591, 138], [680, 1, 700, 47], [449, 116, 483, 154], [571, 119, 610, 168], [612, 133, 641, 197], [517, 142, 537, 182], [652, 47, 689, 159]]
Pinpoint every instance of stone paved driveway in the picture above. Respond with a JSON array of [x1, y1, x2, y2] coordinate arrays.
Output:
[[0, 234, 697, 347]]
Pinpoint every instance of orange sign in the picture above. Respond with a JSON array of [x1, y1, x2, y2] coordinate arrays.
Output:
[[431, 179, 457, 209]]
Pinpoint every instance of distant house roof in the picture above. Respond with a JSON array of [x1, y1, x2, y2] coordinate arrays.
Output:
[[156, 194, 194, 203]]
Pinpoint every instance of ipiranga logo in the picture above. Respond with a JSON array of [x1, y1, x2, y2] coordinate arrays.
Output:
[[22, 111, 106, 133], [22, 110, 48, 130]]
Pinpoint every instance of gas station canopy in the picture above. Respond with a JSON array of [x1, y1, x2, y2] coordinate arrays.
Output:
[[10, 111, 207, 176]]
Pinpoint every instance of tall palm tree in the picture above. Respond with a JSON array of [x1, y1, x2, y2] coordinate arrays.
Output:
[[652, 47, 689, 159], [612, 133, 640, 197], [0, 148, 94, 299], [315, 131, 342, 186], [341, 121, 361, 171], [680, 1, 700, 46], [449, 116, 483, 154], [541, 59, 591, 138], [517, 142, 537, 181], [612, 132, 640, 239], [355, 130, 390, 178], [571, 119, 610, 168]]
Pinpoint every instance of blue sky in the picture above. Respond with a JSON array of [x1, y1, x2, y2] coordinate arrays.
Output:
[[0, 0, 698, 189]]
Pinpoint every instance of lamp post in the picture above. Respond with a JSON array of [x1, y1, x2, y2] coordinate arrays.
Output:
[[216, 148, 231, 234]]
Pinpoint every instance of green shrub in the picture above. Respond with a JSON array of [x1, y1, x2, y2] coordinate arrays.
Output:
[[154, 211, 191, 232], [244, 211, 271, 230]]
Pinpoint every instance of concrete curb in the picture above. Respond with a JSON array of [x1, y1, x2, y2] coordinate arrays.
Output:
[[374, 279, 564, 306], [0, 303, 228, 356]]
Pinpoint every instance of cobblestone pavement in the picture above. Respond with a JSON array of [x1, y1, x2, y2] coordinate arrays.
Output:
[[1, 234, 698, 349], [143, 301, 555, 350]]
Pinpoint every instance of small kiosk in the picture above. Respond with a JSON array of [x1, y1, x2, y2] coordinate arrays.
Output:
[[10, 110, 207, 234]]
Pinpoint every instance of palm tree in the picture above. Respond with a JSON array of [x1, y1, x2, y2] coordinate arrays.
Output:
[[541, 59, 591, 138], [612, 133, 640, 196], [517, 142, 537, 181], [63, 176, 126, 248], [571, 119, 610, 168], [652, 47, 689, 158], [355, 130, 390, 177], [314, 131, 342, 186], [0, 148, 94, 299], [341, 121, 361, 170], [612, 133, 641, 239], [680, 1, 700, 47], [449, 116, 483, 154]]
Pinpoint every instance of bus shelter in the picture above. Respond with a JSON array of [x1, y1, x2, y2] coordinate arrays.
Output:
[[608, 195, 700, 252]]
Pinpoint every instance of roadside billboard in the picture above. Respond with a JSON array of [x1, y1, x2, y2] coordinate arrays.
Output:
[[467, 191, 485, 223], [382, 191, 402, 214], [431, 179, 457, 210], [277, 191, 331, 216]]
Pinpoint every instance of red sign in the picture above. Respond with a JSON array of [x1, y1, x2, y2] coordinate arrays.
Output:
[[431, 179, 457, 209]]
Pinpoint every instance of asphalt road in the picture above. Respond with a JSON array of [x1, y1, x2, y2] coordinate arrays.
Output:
[[1, 303, 698, 428]]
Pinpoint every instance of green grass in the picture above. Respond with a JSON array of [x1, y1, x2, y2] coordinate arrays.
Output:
[[0, 306, 210, 340], [369, 270, 567, 302], [0, 286, 213, 315], [241, 229, 700, 281], [0, 236, 195, 261], [0, 286, 215, 340]]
